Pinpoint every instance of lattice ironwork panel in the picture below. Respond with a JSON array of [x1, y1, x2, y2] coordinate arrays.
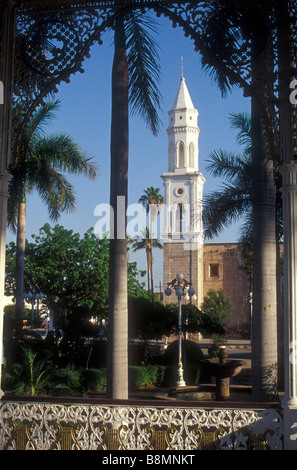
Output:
[[13, 1, 297, 164], [0, 400, 283, 450]]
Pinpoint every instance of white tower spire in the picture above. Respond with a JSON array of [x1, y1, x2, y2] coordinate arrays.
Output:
[[161, 72, 205, 241], [167, 71, 199, 173], [161, 71, 205, 307]]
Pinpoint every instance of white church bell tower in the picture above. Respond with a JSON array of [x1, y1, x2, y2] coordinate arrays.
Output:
[[161, 65, 205, 306]]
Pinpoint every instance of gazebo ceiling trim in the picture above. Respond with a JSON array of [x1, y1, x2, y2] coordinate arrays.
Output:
[[17, 0, 217, 14], [12, 0, 218, 165], [10, 0, 297, 167]]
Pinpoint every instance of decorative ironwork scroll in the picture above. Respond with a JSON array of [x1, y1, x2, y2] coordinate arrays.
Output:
[[13, 4, 116, 163], [0, 399, 284, 450], [13, 0, 297, 166]]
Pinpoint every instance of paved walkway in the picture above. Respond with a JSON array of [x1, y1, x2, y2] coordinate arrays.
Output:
[[198, 338, 251, 350]]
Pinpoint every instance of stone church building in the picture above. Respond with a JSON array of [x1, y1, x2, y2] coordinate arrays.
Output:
[[161, 72, 251, 336]]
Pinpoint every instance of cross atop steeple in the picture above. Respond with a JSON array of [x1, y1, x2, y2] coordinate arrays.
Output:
[[181, 56, 184, 79]]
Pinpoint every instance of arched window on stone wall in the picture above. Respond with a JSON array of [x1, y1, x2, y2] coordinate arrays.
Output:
[[176, 203, 188, 233], [178, 141, 184, 168], [189, 142, 195, 168], [169, 144, 174, 171]]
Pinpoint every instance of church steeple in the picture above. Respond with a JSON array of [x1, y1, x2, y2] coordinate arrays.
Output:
[[167, 70, 200, 173], [161, 70, 204, 242], [161, 67, 205, 308]]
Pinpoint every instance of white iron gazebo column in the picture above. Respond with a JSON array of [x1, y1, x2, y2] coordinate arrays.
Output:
[[0, 1, 17, 398], [277, 0, 297, 449], [280, 161, 297, 449]]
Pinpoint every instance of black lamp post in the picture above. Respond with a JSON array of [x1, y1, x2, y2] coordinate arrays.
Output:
[[165, 272, 195, 387]]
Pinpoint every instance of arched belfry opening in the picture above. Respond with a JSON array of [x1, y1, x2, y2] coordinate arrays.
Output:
[[189, 142, 195, 168], [178, 141, 185, 168]]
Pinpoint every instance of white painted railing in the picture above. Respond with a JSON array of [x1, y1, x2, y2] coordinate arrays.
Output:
[[0, 397, 283, 450]]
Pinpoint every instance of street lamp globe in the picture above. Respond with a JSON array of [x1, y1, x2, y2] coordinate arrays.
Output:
[[35, 292, 44, 300], [188, 287, 195, 297], [176, 286, 183, 297], [176, 272, 184, 281], [165, 286, 172, 296]]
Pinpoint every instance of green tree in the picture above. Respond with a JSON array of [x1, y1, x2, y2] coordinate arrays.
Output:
[[6, 224, 149, 331], [107, 11, 162, 399], [128, 298, 224, 344], [127, 261, 149, 299], [138, 186, 164, 294], [200, 288, 233, 332], [200, 289, 233, 358], [130, 227, 163, 296], [8, 100, 98, 325], [26, 224, 110, 317]]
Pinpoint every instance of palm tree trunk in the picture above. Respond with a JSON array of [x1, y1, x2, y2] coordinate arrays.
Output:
[[150, 250, 154, 299], [106, 14, 129, 399], [150, 214, 154, 297], [146, 246, 151, 291], [250, 27, 278, 401], [15, 202, 26, 328]]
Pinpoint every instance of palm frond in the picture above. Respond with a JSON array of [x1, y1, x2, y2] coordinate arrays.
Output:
[[125, 11, 162, 135], [203, 184, 251, 239], [9, 99, 99, 229], [33, 166, 77, 221], [238, 210, 254, 246], [205, 149, 247, 181], [229, 111, 252, 152], [24, 99, 61, 145], [138, 186, 164, 212], [199, 3, 244, 98], [32, 133, 99, 180]]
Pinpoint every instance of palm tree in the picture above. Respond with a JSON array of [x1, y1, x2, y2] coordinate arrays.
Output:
[[198, 1, 279, 400], [138, 186, 164, 294], [130, 227, 163, 295], [204, 112, 283, 244], [106, 11, 162, 399], [203, 112, 253, 243], [8, 99, 98, 325], [204, 111, 283, 399]]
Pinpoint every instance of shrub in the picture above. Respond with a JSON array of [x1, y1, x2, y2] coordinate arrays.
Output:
[[160, 339, 204, 365], [129, 365, 166, 390], [47, 364, 85, 396], [208, 334, 227, 358], [81, 368, 107, 393]]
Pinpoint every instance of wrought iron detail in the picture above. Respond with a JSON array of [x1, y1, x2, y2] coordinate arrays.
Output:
[[2, 418, 37, 451], [96, 423, 128, 450], [49, 422, 82, 450], [144, 425, 176, 450], [12, 1, 297, 165], [0, 400, 283, 450], [193, 427, 225, 450], [23, 19, 80, 77]]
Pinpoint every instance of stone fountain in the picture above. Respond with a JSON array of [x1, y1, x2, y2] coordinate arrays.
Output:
[[200, 346, 245, 400]]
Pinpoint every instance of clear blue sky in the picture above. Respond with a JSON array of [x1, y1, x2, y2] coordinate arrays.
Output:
[[8, 15, 250, 287]]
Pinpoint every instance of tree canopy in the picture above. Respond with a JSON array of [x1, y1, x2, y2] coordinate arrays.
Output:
[[5, 224, 148, 321]]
